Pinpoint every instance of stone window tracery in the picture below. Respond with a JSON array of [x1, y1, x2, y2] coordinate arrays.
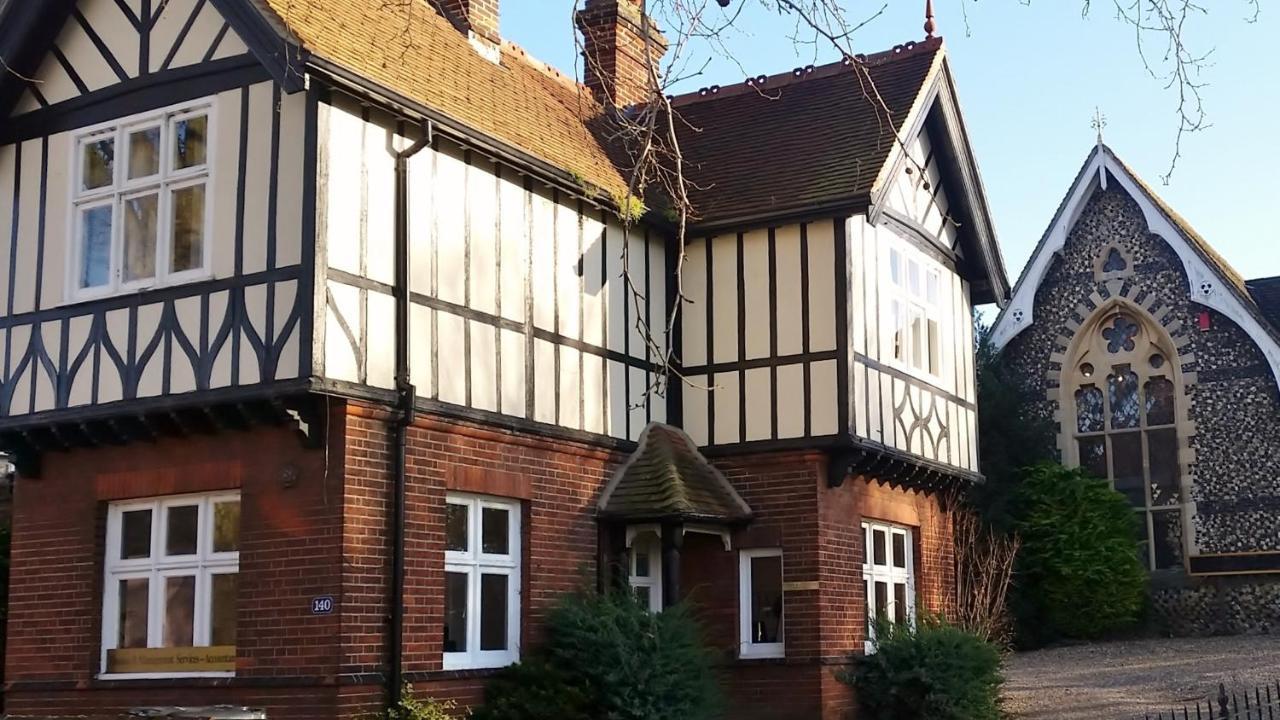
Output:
[[1093, 242, 1135, 282], [1065, 307, 1185, 571]]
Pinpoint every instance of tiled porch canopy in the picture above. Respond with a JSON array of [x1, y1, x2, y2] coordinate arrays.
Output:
[[598, 423, 752, 524]]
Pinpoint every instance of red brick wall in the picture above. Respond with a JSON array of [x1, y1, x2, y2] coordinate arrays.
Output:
[[4, 406, 346, 719]]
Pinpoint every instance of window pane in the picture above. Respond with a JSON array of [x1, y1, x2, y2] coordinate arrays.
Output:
[[213, 500, 240, 552], [634, 550, 650, 578], [1111, 433, 1146, 507], [910, 310, 924, 369], [127, 127, 160, 179], [165, 505, 199, 556], [749, 555, 783, 644], [1151, 510, 1183, 571], [1108, 369, 1140, 429], [1144, 377, 1175, 426], [634, 585, 652, 608], [163, 575, 196, 647], [1078, 437, 1108, 480], [891, 300, 907, 362], [874, 581, 889, 621], [926, 271, 940, 305], [480, 573, 508, 651], [123, 193, 158, 282], [889, 250, 901, 285], [908, 261, 921, 296], [171, 184, 205, 273], [891, 533, 906, 569], [1136, 512, 1152, 570], [79, 205, 112, 289], [121, 509, 152, 559], [211, 573, 238, 646], [174, 115, 208, 170], [893, 582, 908, 625], [446, 503, 469, 553], [865, 578, 874, 634], [118, 578, 149, 648], [927, 319, 940, 375], [1075, 385, 1104, 433], [444, 571, 468, 653], [481, 506, 509, 555], [872, 529, 887, 566], [82, 138, 115, 190], [1148, 428, 1180, 506]]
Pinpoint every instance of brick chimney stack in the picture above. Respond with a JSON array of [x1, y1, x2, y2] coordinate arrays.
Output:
[[438, 0, 500, 45], [577, 0, 669, 108]]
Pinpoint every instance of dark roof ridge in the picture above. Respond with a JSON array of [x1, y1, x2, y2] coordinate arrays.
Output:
[[1247, 275, 1280, 285], [669, 35, 943, 108]]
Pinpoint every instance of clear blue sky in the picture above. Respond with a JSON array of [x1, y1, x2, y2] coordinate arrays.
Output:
[[502, 1, 1280, 287]]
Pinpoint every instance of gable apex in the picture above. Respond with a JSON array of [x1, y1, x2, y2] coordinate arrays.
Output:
[[991, 143, 1280, 390]]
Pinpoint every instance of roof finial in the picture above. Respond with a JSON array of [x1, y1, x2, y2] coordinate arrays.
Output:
[[1092, 106, 1108, 145], [924, 0, 937, 38]]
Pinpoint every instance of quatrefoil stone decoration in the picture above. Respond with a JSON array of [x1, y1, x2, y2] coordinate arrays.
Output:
[[1102, 315, 1139, 354]]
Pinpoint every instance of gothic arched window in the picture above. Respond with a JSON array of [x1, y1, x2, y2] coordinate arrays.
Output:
[[1065, 307, 1184, 571]]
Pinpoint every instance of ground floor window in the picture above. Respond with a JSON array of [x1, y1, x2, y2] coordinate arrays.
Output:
[[101, 492, 240, 676], [739, 548, 784, 658], [863, 521, 914, 652], [629, 529, 663, 613], [444, 493, 521, 670]]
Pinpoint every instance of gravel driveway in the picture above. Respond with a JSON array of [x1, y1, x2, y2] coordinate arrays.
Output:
[[1002, 635, 1280, 719]]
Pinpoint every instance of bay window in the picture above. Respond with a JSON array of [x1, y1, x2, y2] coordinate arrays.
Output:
[[883, 240, 944, 378], [101, 493, 239, 676], [444, 493, 521, 670], [71, 100, 213, 300]]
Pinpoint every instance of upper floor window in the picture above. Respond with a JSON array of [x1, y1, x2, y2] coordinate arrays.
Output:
[[101, 492, 240, 677], [884, 241, 944, 379], [71, 100, 213, 301]]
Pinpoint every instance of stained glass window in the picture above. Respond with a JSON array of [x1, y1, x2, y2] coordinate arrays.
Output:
[[1102, 247, 1129, 273], [1108, 369, 1140, 429], [1103, 316, 1140, 354], [1075, 385, 1104, 433]]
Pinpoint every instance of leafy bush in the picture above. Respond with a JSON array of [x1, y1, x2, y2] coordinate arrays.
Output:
[[1010, 463, 1147, 645], [472, 591, 720, 720], [840, 616, 1004, 720], [375, 686, 459, 720]]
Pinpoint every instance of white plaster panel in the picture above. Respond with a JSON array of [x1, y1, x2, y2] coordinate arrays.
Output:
[[605, 222, 626, 354], [14, 92, 41, 116], [807, 220, 837, 353], [207, 291, 231, 387], [467, 156, 498, 314], [0, 145, 14, 312], [243, 86, 275, 274], [529, 188, 555, 331], [850, 217, 867, 356], [853, 360, 867, 437], [712, 372, 740, 445], [7, 325, 31, 415], [680, 240, 707, 366], [775, 364, 804, 439], [556, 201, 581, 341], [57, 21, 115, 93], [243, 282, 267, 352], [434, 142, 468, 305], [366, 290, 396, 389], [409, 303, 434, 399], [364, 120, 396, 286], [32, 51, 80, 106], [742, 229, 770, 360], [211, 87, 242, 279], [11, 139, 41, 315], [148, 0, 199, 73], [470, 321, 498, 412], [581, 213, 606, 347], [559, 345, 581, 430], [533, 338, 556, 424], [34, 321, 60, 412], [775, 225, 803, 356], [647, 232, 666, 358], [136, 303, 164, 397], [711, 234, 739, 364], [407, 146, 435, 296], [498, 175, 528, 324], [625, 228, 648, 358], [582, 352, 605, 435], [810, 359, 839, 436], [79, 0, 140, 78], [164, 0, 229, 71], [436, 311, 466, 405], [324, 281, 361, 384], [607, 359, 627, 437], [41, 132, 70, 309], [744, 367, 771, 441], [67, 314, 93, 407], [500, 328, 525, 419], [682, 376, 710, 447], [209, 22, 249, 60], [171, 295, 201, 393]]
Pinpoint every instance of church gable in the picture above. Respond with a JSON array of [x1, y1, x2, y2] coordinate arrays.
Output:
[[11, 0, 250, 114]]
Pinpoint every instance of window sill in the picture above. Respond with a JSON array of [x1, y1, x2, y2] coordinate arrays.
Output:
[[95, 671, 236, 683], [738, 646, 785, 661]]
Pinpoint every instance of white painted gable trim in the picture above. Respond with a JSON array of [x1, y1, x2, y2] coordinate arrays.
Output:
[[991, 147, 1280, 389]]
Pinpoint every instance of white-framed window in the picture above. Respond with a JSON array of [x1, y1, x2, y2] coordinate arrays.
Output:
[[738, 548, 784, 659], [69, 99, 215, 301], [100, 492, 240, 678], [628, 529, 663, 613], [883, 240, 945, 379], [862, 521, 915, 653], [444, 493, 521, 670]]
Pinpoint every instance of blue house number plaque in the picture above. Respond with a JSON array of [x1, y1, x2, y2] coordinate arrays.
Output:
[[312, 595, 335, 615]]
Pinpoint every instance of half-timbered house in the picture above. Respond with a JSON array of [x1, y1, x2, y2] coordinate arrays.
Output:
[[991, 140, 1280, 635], [0, 1, 1008, 717]]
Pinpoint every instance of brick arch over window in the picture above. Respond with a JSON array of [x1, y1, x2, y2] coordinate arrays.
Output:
[[1056, 298, 1197, 571]]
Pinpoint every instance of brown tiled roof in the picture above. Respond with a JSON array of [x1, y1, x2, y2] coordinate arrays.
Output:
[[257, 0, 630, 198], [598, 423, 752, 523], [671, 38, 944, 226], [1248, 276, 1280, 331]]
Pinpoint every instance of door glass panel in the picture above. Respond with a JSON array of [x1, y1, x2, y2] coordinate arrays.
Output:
[[443, 571, 468, 653], [121, 509, 153, 559], [123, 192, 158, 282], [82, 138, 115, 190], [165, 505, 199, 556], [118, 578, 149, 648], [481, 507, 509, 555], [79, 205, 112, 289], [163, 575, 196, 647], [127, 126, 160, 179], [749, 555, 783, 644], [173, 115, 208, 170], [211, 573, 238, 646], [446, 504, 469, 553], [479, 573, 508, 651], [213, 500, 240, 552], [170, 184, 205, 273]]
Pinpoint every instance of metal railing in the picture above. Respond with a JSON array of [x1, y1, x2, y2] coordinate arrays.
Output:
[[1146, 681, 1280, 720]]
